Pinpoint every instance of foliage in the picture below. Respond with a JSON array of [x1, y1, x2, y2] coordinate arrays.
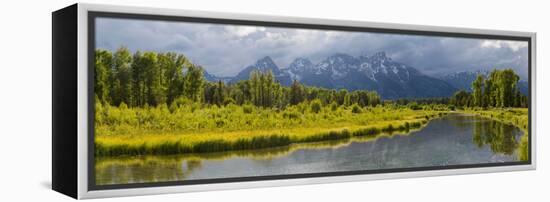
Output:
[[472, 74, 484, 107], [351, 104, 362, 113], [452, 69, 527, 108], [310, 99, 322, 113], [95, 103, 446, 156]]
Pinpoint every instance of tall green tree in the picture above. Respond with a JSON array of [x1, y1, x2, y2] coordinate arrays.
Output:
[[451, 90, 472, 107], [498, 69, 520, 107], [158, 53, 189, 104], [483, 69, 520, 108], [483, 77, 494, 107], [184, 64, 205, 102], [94, 49, 112, 103], [111, 47, 132, 106], [141, 52, 163, 106], [264, 70, 274, 107], [289, 80, 304, 105], [131, 51, 146, 107], [472, 74, 484, 107], [212, 80, 225, 106]]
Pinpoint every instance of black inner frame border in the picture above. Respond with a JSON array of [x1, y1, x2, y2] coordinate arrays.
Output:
[[88, 11, 532, 191]]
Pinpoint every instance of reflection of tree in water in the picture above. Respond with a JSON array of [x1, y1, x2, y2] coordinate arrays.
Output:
[[95, 156, 203, 185], [183, 159, 202, 174], [449, 114, 479, 131], [95, 137, 377, 185], [472, 119, 520, 155]]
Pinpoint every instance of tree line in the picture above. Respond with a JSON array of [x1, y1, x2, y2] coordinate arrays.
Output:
[[96, 47, 527, 110], [95, 47, 204, 107], [95, 47, 381, 109], [451, 69, 528, 108]]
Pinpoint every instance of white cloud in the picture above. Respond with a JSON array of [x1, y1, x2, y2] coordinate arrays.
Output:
[[481, 40, 528, 51], [225, 26, 266, 37]]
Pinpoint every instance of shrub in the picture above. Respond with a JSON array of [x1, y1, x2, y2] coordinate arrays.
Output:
[[223, 98, 235, 106], [330, 102, 338, 111], [311, 99, 322, 113], [351, 104, 362, 114], [242, 104, 254, 114], [282, 111, 301, 120], [215, 119, 226, 128], [407, 102, 422, 110]]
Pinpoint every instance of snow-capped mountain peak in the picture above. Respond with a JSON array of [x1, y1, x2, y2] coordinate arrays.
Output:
[[288, 57, 313, 72], [314, 53, 360, 79], [253, 56, 279, 72], [285, 57, 314, 81]]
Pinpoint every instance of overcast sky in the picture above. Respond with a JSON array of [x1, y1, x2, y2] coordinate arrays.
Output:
[[96, 17, 529, 79]]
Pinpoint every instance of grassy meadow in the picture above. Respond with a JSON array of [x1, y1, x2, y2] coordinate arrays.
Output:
[[95, 102, 449, 156]]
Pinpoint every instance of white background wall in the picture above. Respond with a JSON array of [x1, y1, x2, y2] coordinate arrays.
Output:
[[0, 0, 546, 201]]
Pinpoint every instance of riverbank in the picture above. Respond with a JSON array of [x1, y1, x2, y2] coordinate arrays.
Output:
[[461, 108, 529, 161], [95, 104, 448, 156]]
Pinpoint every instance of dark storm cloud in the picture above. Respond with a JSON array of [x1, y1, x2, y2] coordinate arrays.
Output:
[[96, 17, 529, 79]]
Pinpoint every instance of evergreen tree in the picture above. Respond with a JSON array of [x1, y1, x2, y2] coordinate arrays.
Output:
[[289, 80, 304, 105]]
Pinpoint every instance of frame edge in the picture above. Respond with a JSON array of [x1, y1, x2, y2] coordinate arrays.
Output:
[[75, 3, 537, 199]]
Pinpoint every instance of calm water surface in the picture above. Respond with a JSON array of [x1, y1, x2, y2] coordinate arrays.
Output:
[[96, 113, 524, 185]]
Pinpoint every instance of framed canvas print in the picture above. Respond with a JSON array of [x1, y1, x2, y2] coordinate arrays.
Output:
[[52, 3, 536, 199]]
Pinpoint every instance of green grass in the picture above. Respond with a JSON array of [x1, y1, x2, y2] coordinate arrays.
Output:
[[461, 108, 529, 161], [95, 102, 447, 156]]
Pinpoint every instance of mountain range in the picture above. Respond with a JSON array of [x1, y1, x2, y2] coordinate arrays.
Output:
[[203, 52, 527, 99]]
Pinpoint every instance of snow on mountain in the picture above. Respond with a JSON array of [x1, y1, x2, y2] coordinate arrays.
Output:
[[286, 57, 314, 81]]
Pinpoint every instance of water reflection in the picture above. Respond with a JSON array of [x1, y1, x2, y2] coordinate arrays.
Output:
[[95, 138, 380, 185], [473, 118, 520, 155], [95, 156, 202, 185]]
